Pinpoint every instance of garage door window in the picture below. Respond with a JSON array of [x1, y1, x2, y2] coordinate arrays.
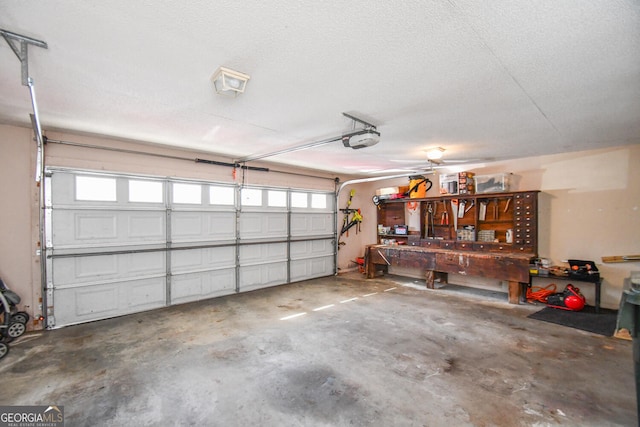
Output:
[[291, 192, 307, 208], [268, 190, 287, 207], [75, 176, 116, 201], [129, 180, 163, 203], [311, 193, 327, 209], [173, 183, 201, 204], [209, 186, 235, 205], [241, 188, 262, 206]]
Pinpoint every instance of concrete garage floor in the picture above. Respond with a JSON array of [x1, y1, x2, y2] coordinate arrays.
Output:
[[0, 273, 635, 426]]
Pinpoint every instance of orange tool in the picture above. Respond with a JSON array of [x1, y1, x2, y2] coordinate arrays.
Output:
[[440, 201, 449, 225]]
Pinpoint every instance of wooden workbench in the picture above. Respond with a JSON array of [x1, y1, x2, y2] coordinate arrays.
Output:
[[365, 244, 534, 304]]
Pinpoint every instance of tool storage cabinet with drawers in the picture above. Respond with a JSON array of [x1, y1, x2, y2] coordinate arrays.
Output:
[[375, 190, 539, 256]]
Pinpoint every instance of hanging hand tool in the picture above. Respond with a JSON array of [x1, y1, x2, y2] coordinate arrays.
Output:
[[458, 200, 466, 218], [341, 208, 362, 236], [430, 204, 435, 236], [479, 201, 487, 221], [465, 200, 475, 214], [493, 198, 499, 220], [354, 209, 363, 234], [440, 210, 449, 225], [427, 202, 435, 237], [602, 254, 640, 263], [341, 189, 355, 237], [504, 198, 511, 213], [451, 199, 459, 231], [440, 201, 449, 225], [423, 204, 428, 238], [425, 202, 432, 237]]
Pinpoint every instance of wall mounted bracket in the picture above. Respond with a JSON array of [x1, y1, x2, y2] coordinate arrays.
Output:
[[1, 29, 48, 86], [1, 28, 49, 181]]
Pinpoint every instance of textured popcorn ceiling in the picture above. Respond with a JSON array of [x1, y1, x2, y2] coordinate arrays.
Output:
[[1, 1, 639, 175]]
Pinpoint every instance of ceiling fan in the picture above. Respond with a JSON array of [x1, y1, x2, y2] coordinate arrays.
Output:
[[390, 147, 487, 171]]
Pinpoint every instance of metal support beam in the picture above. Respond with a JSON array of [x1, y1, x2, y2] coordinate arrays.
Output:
[[235, 135, 343, 163], [234, 113, 377, 164], [1, 29, 48, 182], [2, 28, 49, 329]]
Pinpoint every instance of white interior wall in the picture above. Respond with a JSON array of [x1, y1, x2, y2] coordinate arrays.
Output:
[[0, 125, 39, 324]]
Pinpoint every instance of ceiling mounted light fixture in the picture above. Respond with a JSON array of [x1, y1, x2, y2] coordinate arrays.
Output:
[[426, 147, 445, 160], [211, 66, 250, 97]]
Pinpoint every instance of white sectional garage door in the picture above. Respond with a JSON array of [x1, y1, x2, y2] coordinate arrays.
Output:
[[44, 169, 335, 328]]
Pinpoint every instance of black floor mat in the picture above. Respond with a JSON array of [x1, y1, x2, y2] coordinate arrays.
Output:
[[527, 305, 618, 336]]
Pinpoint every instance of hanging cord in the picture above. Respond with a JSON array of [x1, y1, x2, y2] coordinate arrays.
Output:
[[526, 283, 557, 303]]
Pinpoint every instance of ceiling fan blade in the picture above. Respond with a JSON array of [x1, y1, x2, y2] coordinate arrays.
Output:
[[388, 159, 425, 164], [442, 158, 486, 163]]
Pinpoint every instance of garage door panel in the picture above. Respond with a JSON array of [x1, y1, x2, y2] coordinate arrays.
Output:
[[290, 239, 333, 260], [172, 211, 236, 242], [206, 214, 236, 239], [53, 210, 166, 247], [126, 252, 167, 275], [239, 213, 287, 239], [239, 243, 287, 265], [289, 238, 334, 281], [129, 214, 164, 238], [291, 213, 333, 236], [239, 262, 287, 291], [62, 255, 118, 280], [170, 268, 236, 304], [129, 279, 167, 308], [75, 285, 118, 316], [171, 247, 235, 273], [172, 213, 202, 236], [75, 214, 117, 240], [291, 256, 334, 281], [54, 277, 166, 326], [53, 252, 166, 285]]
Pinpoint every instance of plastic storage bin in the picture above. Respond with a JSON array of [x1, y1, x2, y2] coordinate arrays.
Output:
[[475, 173, 514, 194]]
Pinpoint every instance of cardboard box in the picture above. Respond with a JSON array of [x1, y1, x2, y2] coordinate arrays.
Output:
[[439, 172, 475, 195], [375, 186, 410, 196], [458, 172, 475, 195]]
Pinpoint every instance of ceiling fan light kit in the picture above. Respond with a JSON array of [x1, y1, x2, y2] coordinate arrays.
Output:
[[211, 66, 250, 97], [426, 147, 445, 161]]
